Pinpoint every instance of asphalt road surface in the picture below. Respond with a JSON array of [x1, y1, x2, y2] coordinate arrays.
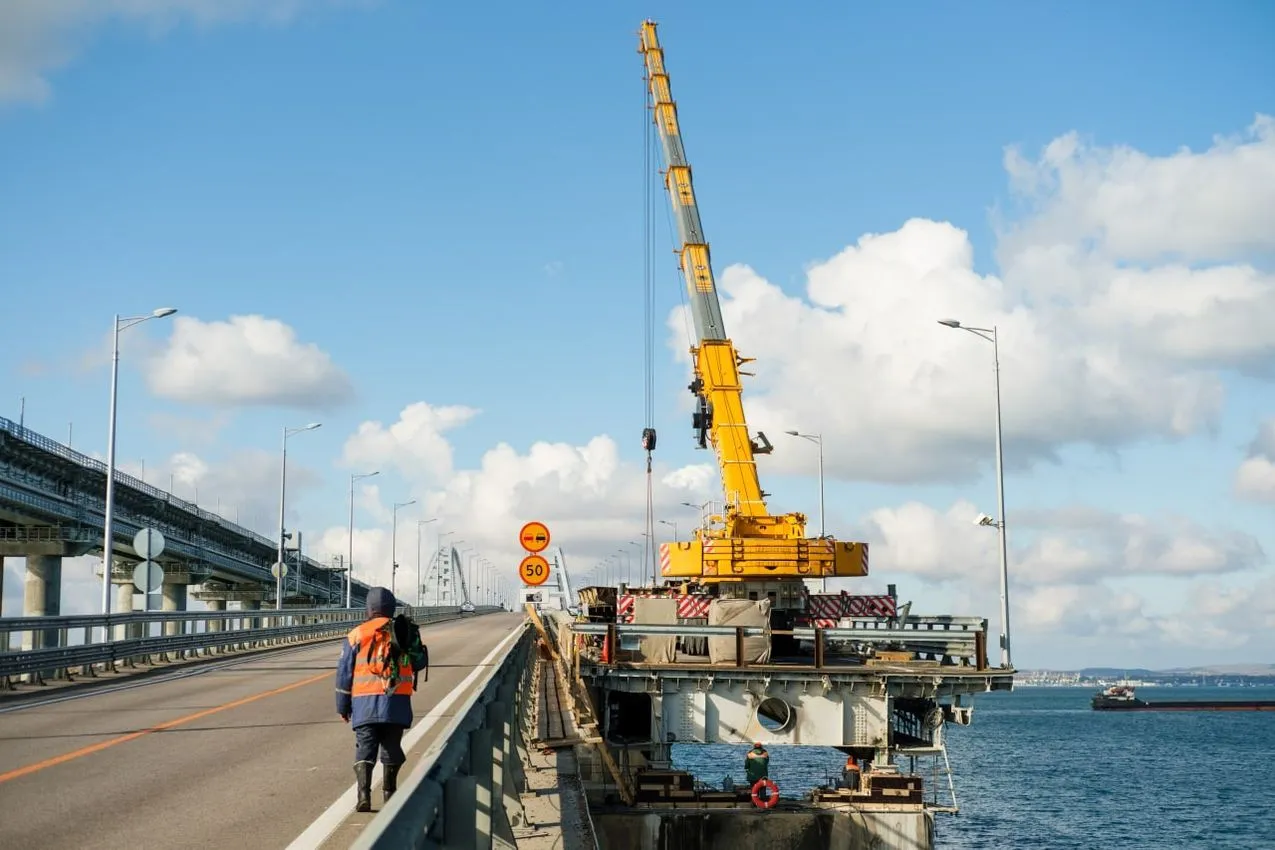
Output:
[[0, 612, 527, 850]]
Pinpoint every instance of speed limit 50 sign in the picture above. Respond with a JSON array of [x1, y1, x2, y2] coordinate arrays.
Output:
[[519, 554, 551, 587]]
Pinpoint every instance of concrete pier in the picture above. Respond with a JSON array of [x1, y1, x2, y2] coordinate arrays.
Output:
[[205, 598, 226, 631], [22, 554, 61, 651], [161, 582, 187, 635]]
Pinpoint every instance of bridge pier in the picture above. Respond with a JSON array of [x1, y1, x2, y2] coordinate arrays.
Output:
[[205, 599, 226, 632], [162, 583, 187, 635], [22, 554, 62, 652], [115, 582, 139, 641]]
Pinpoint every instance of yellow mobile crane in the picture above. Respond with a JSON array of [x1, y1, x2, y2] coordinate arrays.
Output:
[[639, 20, 868, 592]]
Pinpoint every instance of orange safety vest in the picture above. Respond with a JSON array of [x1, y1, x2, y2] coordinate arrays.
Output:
[[349, 617, 414, 698]]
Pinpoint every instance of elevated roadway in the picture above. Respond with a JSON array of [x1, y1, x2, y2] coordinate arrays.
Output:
[[0, 612, 527, 849]]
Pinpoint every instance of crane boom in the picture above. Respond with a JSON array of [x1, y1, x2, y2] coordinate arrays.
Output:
[[639, 19, 770, 522], [638, 20, 868, 585]]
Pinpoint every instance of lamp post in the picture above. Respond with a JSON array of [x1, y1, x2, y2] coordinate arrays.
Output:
[[347, 471, 379, 608], [390, 500, 416, 599], [416, 518, 437, 607], [938, 318, 1012, 668], [784, 431, 824, 538], [100, 307, 178, 617], [277, 422, 322, 610], [660, 519, 679, 541]]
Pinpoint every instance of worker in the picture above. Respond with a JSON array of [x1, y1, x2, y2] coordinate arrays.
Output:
[[842, 753, 861, 791], [336, 586, 423, 812], [745, 742, 770, 785]]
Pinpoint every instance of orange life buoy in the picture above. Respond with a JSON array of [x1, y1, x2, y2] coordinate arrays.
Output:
[[750, 778, 779, 809]]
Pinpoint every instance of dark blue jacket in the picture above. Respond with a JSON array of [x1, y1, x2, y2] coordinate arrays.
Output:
[[335, 616, 415, 728]]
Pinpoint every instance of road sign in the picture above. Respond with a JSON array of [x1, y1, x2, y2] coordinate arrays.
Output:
[[519, 554, 551, 587], [271, 562, 289, 579], [132, 560, 165, 593], [133, 528, 166, 560], [518, 521, 550, 553]]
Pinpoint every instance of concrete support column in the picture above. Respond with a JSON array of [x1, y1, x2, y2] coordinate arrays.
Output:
[[206, 598, 226, 632], [241, 599, 260, 631], [161, 583, 188, 636], [0, 554, 5, 620], [22, 554, 62, 651], [115, 582, 136, 641]]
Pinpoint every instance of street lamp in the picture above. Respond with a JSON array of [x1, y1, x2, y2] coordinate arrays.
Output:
[[417, 518, 437, 607], [277, 422, 322, 610], [660, 519, 679, 541], [390, 500, 417, 599], [784, 431, 825, 538], [347, 470, 379, 608], [938, 318, 1012, 668], [101, 307, 178, 616]]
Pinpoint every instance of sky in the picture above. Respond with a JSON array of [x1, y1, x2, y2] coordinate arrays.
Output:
[[1, 0, 1273, 670]]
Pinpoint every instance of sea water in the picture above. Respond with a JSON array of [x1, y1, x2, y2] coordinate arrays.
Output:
[[672, 686, 1275, 849]]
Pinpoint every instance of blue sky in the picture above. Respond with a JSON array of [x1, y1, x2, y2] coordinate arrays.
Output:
[[2, 0, 1273, 668]]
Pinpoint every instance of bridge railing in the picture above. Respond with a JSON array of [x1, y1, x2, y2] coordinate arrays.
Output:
[[567, 614, 991, 669], [351, 623, 535, 849], [0, 605, 506, 685]]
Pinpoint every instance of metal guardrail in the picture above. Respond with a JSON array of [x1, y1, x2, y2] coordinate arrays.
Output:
[[0, 606, 505, 683], [351, 624, 535, 849], [569, 613, 989, 669]]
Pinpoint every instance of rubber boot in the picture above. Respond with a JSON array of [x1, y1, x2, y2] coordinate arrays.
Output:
[[354, 762, 373, 812], [383, 763, 401, 802]]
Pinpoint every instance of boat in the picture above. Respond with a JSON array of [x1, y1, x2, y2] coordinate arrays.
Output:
[[1091, 684, 1275, 712]]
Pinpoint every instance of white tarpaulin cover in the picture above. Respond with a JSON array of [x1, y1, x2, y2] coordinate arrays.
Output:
[[707, 598, 772, 664]]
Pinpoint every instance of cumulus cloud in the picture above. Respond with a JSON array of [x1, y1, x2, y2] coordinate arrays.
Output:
[[1235, 418, 1275, 503], [145, 314, 354, 409], [999, 115, 1275, 263], [858, 500, 1264, 588], [313, 401, 717, 596], [669, 115, 1274, 485], [855, 499, 1269, 661], [116, 447, 321, 537], [0, 0, 371, 105]]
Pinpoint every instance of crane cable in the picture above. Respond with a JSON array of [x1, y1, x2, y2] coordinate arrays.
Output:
[[642, 65, 658, 587]]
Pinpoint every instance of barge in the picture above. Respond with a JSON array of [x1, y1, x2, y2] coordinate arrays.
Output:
[[1092, 684, 1275, 712]]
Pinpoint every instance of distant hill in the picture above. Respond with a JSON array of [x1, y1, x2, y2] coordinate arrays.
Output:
[[1027, 664, 1275, 677]]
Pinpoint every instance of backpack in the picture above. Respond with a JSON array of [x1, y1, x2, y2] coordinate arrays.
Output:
[[364, 614, 429, 693]]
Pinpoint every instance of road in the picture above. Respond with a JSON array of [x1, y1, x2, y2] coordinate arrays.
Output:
[[0, 612, 527, 849]]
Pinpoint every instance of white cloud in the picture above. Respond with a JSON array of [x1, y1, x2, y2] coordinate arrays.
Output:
[[855, 499, 1270, 661], [666, 115, 1274, 486], [144, 314, 354, 409], [999, 115, 1275, 263], [314, 401, 716, 596], [0, 0, 372, 105], [858, 500, 1264, 589], [116, 447, 321, 538], [1235, 418, 1275, 503], [342, 402, 479, 482]]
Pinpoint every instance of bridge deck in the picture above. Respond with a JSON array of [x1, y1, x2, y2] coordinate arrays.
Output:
[[0, 613, 526, 849]]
